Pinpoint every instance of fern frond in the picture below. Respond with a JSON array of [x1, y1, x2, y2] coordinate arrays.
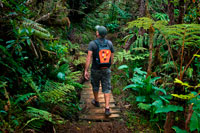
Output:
[[131, 47, 147, 51], [0, 81, 7, 88], [22, 18, 51, 39], [161, 61, 177, 71], [26, 107, 64, 124], [0, 45, 41, 97], [128, 17, 154, 29], [66, 71, 82, 81], [42, 80, 75, 104], [15, 93, 36, 104]]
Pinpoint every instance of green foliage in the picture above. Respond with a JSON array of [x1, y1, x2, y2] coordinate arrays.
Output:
[[26, 107, 64, 124], [22, 18, 52, 39], [171, 78, 200, 132], [114, 50, 134, 64], [15, 93, 36, 105], [128, 17, 155, 30], [160, 24, 200, 47], [152, 12, 169, 21], [82, 1, 131, 31], [122, 67, 173, 121], [190, 110, 200, 132], [172, 126, 188, 133], [155, 105, 183, 113], [174, 78, 200, 89], [114, 49, 149, 64]]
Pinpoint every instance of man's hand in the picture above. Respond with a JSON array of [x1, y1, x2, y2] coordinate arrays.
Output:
[[84, 71, 90, 80]]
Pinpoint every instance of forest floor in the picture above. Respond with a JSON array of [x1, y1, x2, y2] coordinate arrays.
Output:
[[56, 121, 130, 133]]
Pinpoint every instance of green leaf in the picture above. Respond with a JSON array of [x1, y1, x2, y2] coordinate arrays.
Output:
[[26, 39, 31, 46], [138, 103, 151, 110], [172, 126, 188, 133], [155, 105, 183, 113], [0, 81, 7, 88], [118, 65, 128, 70], [136, 96, 146, 102], [123, 84, 136, 90], [6, 40, 15, 44], [171, 93, 195, 100], [152, 100, 163, 108], [190, 111, 200, 131], [134, 67, 147, 75], [151, 77, 161, 83], [159, 96, 170, 104], [153, 86, 167, 95], [174, 78, 193, 88], [194, 54, 200, 58]]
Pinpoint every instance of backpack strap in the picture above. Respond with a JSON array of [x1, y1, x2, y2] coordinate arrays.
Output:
[[94, 39, 108, 48]]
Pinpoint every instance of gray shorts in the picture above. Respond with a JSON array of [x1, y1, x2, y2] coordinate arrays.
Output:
[[91, 68, 111, 93]]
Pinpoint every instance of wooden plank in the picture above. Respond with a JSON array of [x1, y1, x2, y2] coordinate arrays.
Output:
[[81, 94, 113, 99], [79, 81, 120, 121], [79, 114, 120, 121], [80, 97, 115, 103], [87, 108, 120, 114], [88, 103, 116, 108]]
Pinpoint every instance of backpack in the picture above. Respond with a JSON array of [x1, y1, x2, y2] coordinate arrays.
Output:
[[94, 39, 112, 69]]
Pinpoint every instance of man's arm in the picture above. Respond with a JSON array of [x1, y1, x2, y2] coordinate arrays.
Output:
[[111, 53, 114, 65], [84, 51, 93, 80]]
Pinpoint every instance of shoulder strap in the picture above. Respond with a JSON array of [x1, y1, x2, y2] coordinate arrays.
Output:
[[94, 39, 108, 48]]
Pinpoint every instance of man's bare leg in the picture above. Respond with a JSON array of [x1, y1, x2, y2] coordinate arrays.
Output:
[[93, 91, 99, 102], [104, 93, 110, 109]]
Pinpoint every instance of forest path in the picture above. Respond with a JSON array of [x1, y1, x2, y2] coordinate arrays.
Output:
[[79, 81, 121, 121]]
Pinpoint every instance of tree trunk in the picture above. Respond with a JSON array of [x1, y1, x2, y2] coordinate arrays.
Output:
[[185, 104, 194, 131], [139, 0, 146, 35], [168, 0, 175, 25], [178, 0, 185, 24], [164, 112, 175, 133], [147, 25, 154, 76]]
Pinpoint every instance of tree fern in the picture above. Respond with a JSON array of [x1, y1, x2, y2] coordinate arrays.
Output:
[[160, 24, 200, 47]]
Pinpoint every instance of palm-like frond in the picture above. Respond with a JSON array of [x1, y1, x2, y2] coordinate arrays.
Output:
[[22, 18, 51, 39], [26, 107, 64, 124]]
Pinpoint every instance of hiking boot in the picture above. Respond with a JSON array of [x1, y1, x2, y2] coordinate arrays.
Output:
[[105, 108, 111, 116], [91, 99, 100, 107]]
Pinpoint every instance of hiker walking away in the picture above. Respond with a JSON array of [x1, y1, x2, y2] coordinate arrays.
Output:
[[84, 25, 114, 116]]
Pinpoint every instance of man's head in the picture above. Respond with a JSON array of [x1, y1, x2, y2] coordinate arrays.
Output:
[[95, 25, 107, 38]]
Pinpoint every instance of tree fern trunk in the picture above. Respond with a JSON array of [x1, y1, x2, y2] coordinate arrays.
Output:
[[147, 25, 154, 76], [178, 0, 185, 24], [168, 0, 175, 25], [139, 0, 146, 35]]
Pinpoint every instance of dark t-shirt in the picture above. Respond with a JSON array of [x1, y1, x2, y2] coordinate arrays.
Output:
[[88, 38, 114, 70]]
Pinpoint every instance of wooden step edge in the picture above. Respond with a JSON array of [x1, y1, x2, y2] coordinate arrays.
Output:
[[85, 111, 121, 115], [79, 114, 120, 121], [80, 98, 115, 103], [79, 106, 120, 111]]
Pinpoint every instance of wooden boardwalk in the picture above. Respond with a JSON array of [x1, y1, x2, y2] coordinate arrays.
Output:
[[79, 81, 120, 121]]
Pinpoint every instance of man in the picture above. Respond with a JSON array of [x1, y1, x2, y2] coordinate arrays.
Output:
[[84, 26, 114, 116]]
